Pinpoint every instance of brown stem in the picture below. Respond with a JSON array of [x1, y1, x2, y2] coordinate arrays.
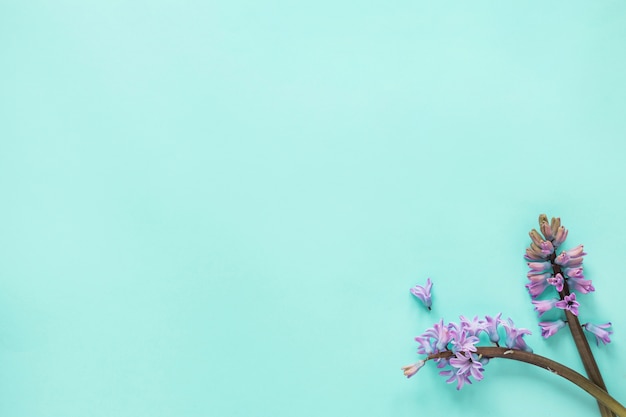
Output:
[[550, 253, 614, 417], [428, 348, 626, 417]]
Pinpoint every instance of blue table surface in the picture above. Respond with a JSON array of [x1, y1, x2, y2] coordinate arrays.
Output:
[[1, 1, 625, 416]]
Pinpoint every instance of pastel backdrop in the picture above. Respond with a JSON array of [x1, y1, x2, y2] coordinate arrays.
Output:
[[1, 1, 625, 416]]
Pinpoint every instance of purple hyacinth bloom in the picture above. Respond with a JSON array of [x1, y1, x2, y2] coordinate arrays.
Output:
[[414, 336, 435, 355], [422, 319, 451, 352], [539, 319, 567, 338], [484, 313, 502, 344], [525, 278, 551, 299], [450, 329, 479, 353], [459, 315, 486, 337], [555, 252, 584, 268], [564, 244, 586, 258], [410, 278, 433, 310], [547, 273, 564, 292], [563, 267, 584, 279], [583, 322, 613, 346], [501, 318, 533, 352], [449, 352, 485, 381], [527, 261, 552, 272], [439, 368, 473, 390], [555, 293, 580, 316], [527, 271, 551, 280], [568, 277, 595, 294], [540, 240, 554, 255], [532, 298, 558, 317]]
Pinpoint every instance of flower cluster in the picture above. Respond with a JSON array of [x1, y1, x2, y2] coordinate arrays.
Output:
[[403, 314, 532, 389], [524, 215, 612, 344]]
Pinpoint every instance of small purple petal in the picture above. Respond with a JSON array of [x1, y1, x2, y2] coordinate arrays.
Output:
[[483, 313, 502, 344], [459, 315, 486, 337], [527, 261, 552, 272], [410, 278, 433, 310], [568, 277, 595, 294], [564, 245, 586, 258], [539, 241, 554, 255], [450, 329, 479, 354], [449, 352, 485, 381], [538, 319, 567, 338], [532, 298, 558, 317], [583, 322, 613, 346], [563, 267, 584, 279], [527, 271, 552, 279], [525, 279, 550, 299], [547, 273, 564, 292], [440, 369, 473, 390], [555, 252, 584, 268], [500, 318, 533, 352], [422, 318, 451, 352]]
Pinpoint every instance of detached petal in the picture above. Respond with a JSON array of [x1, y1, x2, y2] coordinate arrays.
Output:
[[410, 278, 433, 310]]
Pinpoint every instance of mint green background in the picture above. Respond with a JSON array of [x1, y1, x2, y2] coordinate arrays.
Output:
[[1, 1, 625, 416]]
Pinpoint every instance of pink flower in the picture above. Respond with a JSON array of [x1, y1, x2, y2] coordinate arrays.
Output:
[[547, 273, 564, 292], [459, 315, 486, 337], [563, 267, 584, 279], [555, 252, 584, 268], [532, 298, 558, 317], [500, 318, 533, 352], [527, 261, 551, 272], [539, 320, 567, 338], [525, 278, 551, 299], [483, 313, 502, 344], [421, 318, 451, 352], [449, 352, 485, 382], [439, 368, 473, 390], [564, 244, 586, 258], [568, 277, 595, 294], [539, 241, 554, 255], [555, 293, 580, 316]]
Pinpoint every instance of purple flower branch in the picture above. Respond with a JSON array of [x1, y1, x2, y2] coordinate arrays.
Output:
[[525, 214, 615, 417], [424, 348, 626, 417]]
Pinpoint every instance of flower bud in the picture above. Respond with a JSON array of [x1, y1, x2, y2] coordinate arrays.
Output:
[[540, 221, 554, 240]]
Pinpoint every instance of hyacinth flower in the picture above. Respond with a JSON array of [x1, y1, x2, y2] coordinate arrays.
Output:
[[584, 322, 614, 346], [532, 298, 558, 317], [410, 278, 432, 310], [402, 314, 626, 415], [407, 315, 531, 390], [555, 293, 581, 316], [525, 214, 616, 417], [539, 319, 567, 338]]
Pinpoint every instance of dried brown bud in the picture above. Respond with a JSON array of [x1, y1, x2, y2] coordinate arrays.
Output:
[[540, 221, 554, 240], [529, 229, 544, 247], [550, 217, 561, 236]]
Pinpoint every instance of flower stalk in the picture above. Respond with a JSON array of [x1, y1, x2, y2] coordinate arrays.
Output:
[[428, 347, 626, 417], [526, 215, 615, 417], [550, 247, 614, 417]]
